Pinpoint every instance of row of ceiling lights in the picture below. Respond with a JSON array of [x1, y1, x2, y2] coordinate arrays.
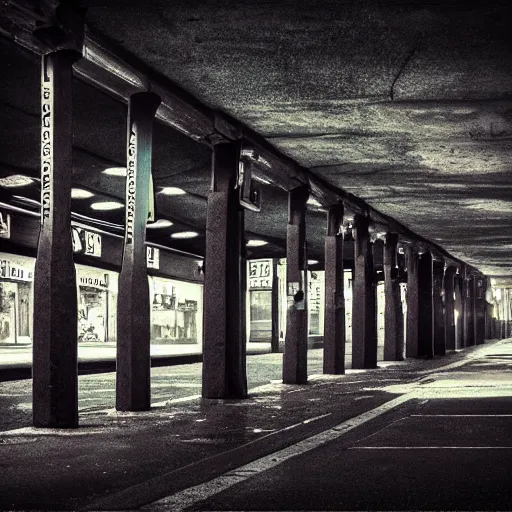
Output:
[[0, 171, 275, 247]]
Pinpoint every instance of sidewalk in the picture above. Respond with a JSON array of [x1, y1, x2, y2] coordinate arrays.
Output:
[[0, 339, 509, 511]]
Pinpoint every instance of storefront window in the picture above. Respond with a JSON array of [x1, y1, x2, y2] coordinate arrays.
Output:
[[76, 265, 118, 343], [0, 254, 34, 345], [150, 276, 203, 345]]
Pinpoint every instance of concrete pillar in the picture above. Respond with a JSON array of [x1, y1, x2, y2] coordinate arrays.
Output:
[[383, 233, 404, 361], [116, 92, 161, 411], [323, 203, 345, 374], [33, 50, 81, 428], [270, 258, 280, 353], [454, 273, 464, 348], [405, 246, 419, 358], [202, 140, 248, 398], [474, 277, 485, 345], [418, 251, 434, 358], [444, 266, 456, 351], [283, 186, 309, 384], [463, 270, 475, 347], [433, 258, 445, 356], [352, 214, 377, 369]]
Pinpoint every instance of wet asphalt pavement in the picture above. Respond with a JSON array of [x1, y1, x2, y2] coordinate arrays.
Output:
[[0, 340, 511, 511]]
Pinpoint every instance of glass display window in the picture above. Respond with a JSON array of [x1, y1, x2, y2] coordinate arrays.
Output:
[[0, 254, 34, 345], [149, 276, 203, 345], [76, 265, 118, 343]]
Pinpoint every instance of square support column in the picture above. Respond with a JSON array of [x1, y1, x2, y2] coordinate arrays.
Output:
[[270, 258, 280, 353], [405, 246, 419, 358], [202, 140, 248, 398], [116, 92, 161, 412], [323, 203, 345, 374], [33, 50, 81, 428], [444, 266, 457, 351], [474, 277, 486, 345], [463, 269, 475, 347], [283, 186, 309, 384], [433, 258, 446, 356], [418, 251, 434, 358], [352, 214, 377, 369], [384, 233, 404, 361]]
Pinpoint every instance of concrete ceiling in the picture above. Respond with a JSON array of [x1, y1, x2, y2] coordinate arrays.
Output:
[[84, 0, 512, 276]]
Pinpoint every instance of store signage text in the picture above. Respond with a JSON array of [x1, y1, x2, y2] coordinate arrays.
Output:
[[41, 82, 52, 223], [125, 125, 137, 245], [79, 275, 108, 289], [0, 260, 33, 281], [72, 226, 102, 257], [249, 259, 272, 290], [147, 246, 160, 269]]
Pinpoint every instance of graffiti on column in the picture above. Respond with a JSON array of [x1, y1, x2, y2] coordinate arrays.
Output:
[[41, 84, 52, 223], [125, 125, 137, 244]]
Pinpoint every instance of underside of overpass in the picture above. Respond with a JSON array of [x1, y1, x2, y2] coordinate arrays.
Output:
[[0, 1, 511, 426]]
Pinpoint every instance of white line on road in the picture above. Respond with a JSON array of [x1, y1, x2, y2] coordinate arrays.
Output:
[[410, 414, 512, 417], [143, 393, 413, 511], [349, 446, 512, 450]]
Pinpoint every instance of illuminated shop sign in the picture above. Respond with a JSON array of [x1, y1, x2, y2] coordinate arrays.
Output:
[[72, 226, 102, 257], [147, 246, 160, 269], [0, 211, 10, 239], [0, 260, 33, 281], [249, 259, 272, 290]]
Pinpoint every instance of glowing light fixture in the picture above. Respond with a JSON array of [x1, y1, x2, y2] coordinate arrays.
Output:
[[160, 187, 186, 196], [0, 175, 34, 188], [308, 259, 319, 265], [90, 201, 123, 211], [103, 167, 127, 176], [246, 239, 268, 247], [307, 197, 322, 208], [71, 188, 94, 199], [146, 219, 173, 229], [171, 231, 199, 239]]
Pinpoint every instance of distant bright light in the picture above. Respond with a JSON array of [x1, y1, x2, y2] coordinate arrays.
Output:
[[160, 187, 186, 196], [247, 239, 268, 247], [307, 197, 322, 208], [0, 175, 34, 188], [171, 231, 198, 239], [72, 188, 94, 199], [103, 167, 127, 176], [147, 219, 173, 229], [90, 201, 124, 211], [308, 259, 319, 265]]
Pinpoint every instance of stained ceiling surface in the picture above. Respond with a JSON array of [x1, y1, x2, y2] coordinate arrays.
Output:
[[83, 0, 512, 276]]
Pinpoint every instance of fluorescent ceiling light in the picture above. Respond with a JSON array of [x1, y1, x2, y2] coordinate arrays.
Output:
[[72, 188, 94, 199], [103, 167, 127, 176], [307, 197, 322, 208], [160, 187, 186, 196], [308, 259, 319, 265], [0, 175, 34, 187], [90, 201, 124, 211], [146, 219, 173, 228], [253, 175, 272, 185], [171, 231, 199, 239], [247, 239, 268, 247]]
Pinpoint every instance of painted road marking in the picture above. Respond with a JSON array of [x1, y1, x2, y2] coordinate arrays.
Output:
[[349, 446, 512, 450], [142, 393, 414, 511]]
